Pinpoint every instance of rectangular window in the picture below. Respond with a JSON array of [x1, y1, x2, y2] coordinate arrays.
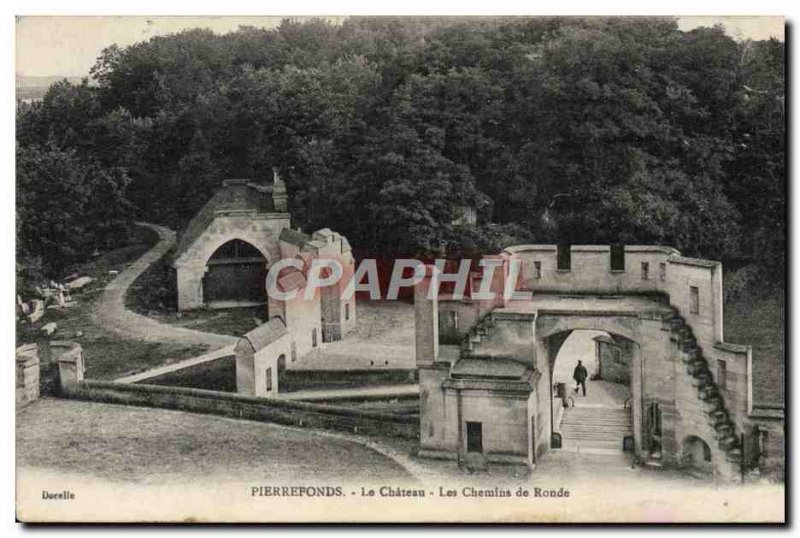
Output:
[[659, 262, 667, 281], [610, 244, 625, 271], [265, 368, 273, 392], [312, 328, 318, 347], [345, 303, 350, 321], [613, 347, 622, 364], [291, 341, 297, 362], [690, 286, 700, 314], [557, 244, 571, 271], [534, 261, 542, 279], [466, 421, 483, 453], [717, 360, 727, 390], [641, 261, 649, 280]]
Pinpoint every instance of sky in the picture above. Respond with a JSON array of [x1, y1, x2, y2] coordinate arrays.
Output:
[[16, 15, 785, 78]]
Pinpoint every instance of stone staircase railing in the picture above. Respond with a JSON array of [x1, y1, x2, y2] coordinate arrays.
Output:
[[459, 312, 496, 355], [665, 307, 743, 474]]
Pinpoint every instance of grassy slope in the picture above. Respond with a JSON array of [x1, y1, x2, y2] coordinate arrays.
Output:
[[17, 224, 208, 381], [17, 398, 414, 485]]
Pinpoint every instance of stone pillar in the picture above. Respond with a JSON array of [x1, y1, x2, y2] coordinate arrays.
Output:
[[711, 261, 724, 342], [52, 341, 84, 391], [234, 340, 256, 396], [16, 343, 40, 406], [272, 168, 288, 212], [414, 265, 439, 367], [176, 265, 205, 311]]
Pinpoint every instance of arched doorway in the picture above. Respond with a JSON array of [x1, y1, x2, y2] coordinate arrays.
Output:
[[546, 330, 638, 454], [277, 354, 287, 389], [203, 239, 268, 308], [681, 435, 713, 476]]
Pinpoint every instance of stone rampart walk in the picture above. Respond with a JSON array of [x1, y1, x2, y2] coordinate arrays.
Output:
[[91, 222, 238, 349]]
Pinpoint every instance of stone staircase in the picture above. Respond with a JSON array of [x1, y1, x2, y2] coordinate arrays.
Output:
[[559, 405, 631, 452], [665, 308, 743, 470], [459, 313, 495, 354]]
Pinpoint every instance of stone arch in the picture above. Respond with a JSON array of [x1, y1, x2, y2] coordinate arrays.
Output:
[[200, 233, 272, 268], [537, 316, 644, 455], [681, 435, 713, 475], [202, 238, 269, 307], [536, 314, 640, 345]]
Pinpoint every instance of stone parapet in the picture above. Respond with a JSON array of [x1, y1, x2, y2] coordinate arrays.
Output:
[[16, 343, 40, 406], [51, 341, 84, 391]]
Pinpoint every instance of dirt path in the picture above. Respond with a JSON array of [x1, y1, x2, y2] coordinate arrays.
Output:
[[90, 222, 237, 349]]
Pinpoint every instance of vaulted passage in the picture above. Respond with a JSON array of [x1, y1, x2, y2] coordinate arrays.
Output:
[[203, 239, 268, 308], [549, 330, 634, 454]]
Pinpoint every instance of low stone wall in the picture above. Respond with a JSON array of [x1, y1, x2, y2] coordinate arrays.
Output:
[[61, 379, 418, 439], [282, 369, 416, 392], [16, 343, 40, 406]]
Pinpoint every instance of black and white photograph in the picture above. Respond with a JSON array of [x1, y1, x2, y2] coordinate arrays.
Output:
[[11, 11, 786, 523]]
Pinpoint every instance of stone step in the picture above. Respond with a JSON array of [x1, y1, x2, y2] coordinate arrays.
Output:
[[561, 423, 630, 430], [562, 413, 630, 422], [562, 420, 630, 427], [561, 430, 631, 443], [560, 421, 631, 429], [560, 422, 631, 429], [559, 423, 631, 434], [561, 418, 631, 422]]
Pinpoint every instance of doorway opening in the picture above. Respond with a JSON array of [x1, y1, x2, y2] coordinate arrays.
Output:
[[466, 421, 483, 453], [203, 239, 268, 309], [549, 330, 634, 454]]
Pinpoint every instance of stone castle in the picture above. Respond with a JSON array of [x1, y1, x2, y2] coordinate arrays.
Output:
[[414, 244, 784, 481]]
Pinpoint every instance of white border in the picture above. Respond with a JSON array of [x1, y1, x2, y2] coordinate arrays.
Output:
[[3, 1, 796, 535]]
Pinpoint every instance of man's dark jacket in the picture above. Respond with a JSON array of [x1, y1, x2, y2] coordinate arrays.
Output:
[[573, 364, 588, 382]]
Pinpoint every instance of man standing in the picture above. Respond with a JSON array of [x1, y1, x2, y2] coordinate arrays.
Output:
[[573, 360, 588, 397]]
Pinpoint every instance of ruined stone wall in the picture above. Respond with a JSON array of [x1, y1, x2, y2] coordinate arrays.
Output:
[[418, 364, 453, 458], [597, 338, 632, 385], [437, 300, 481, 344], [285, 293, 322, 365], [467, 314, 536, 367]]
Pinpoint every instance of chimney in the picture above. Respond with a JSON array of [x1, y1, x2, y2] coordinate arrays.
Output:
[[272, 167, 288, 212]]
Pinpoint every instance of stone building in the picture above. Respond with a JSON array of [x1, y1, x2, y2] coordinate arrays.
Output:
[[593, 334, 632, 385], [234, 317, 289, 398], [416, 244, 785, 481], [173, 173, 290, 311], [174, 172, 357, 396]]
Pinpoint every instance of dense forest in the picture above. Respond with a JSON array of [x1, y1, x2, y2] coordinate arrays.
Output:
[[16, 17, 785, 294]]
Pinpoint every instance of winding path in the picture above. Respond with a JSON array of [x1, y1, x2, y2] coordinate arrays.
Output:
[[91, 222, 237, 349]]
